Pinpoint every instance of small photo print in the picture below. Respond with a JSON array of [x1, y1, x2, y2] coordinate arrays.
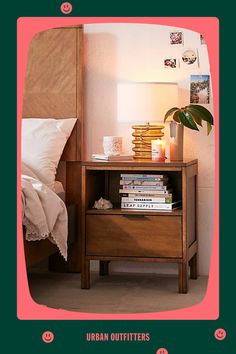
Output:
[[164, 58, 177, 68], [200, 34, 206, 45], [181, 49, 198, 69], [190, 75, 210, 104], [170, 31, 184, 45]]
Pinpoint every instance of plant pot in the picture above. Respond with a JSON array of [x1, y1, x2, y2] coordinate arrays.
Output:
[[169, 122, 184, 161]]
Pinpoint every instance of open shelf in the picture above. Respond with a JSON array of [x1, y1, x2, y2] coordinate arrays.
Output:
[[84, 169, 182, 211]]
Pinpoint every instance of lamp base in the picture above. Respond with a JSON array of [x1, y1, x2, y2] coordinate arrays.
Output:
[[132, 123, 164, 159]]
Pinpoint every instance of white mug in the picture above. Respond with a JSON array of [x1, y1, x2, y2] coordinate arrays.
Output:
[[103, 136, 122, 156]]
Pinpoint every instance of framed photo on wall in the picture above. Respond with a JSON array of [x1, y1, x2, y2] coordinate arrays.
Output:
[[200, 34, 206, 45], [164, 58, 178, 68], [170, 31, 184, 45], [170, 31, 184, 46], [181, 48, 199, 69], [190, 74, 210, 104]]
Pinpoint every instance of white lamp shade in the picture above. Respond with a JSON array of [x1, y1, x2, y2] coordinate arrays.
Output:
[[117, 82, 178, 123]]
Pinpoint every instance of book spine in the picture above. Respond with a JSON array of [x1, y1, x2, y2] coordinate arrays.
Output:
[[121, 177, 166, 181], [120, 174, 166, 179], [119, 190, 170, 195], [121, 185, 169, 191], [121, 192, 172, 197], [120, 180, 168, 186], [121, 196, 172, 203], [121, 202, 172, 210]]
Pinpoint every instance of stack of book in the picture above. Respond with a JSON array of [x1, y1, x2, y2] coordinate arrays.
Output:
[[92, 154, 133, 161], [119, 173, 181, 211]]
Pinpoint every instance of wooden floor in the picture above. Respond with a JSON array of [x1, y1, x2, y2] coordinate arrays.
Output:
[[28, 270, 208, 313]]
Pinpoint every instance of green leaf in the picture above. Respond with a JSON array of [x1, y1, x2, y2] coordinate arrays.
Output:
[[164, 107, 179, 122], [207, 121, 212, 135], [187, 107, 202, 126], [184, 111, 199, 131], [178, 111, 199, 131], [173, 111, 181, 123], [189, 104, 214, 125]]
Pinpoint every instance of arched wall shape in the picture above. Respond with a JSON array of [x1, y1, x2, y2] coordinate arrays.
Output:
[[17, 17, 219, 321]]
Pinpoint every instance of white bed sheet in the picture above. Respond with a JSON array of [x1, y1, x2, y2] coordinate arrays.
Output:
[[21, 163, 68, 260]]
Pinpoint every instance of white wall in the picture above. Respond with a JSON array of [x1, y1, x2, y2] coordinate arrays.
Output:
[[84, 23, 214, 276]]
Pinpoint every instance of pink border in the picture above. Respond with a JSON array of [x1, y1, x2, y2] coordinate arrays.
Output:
[[17, 17, 219, 320]]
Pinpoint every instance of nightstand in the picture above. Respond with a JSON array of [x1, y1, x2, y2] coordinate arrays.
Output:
[[81, 159, 198, 293]]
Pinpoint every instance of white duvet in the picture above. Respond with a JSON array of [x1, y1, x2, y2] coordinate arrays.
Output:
[[21, 163, 68, 260]]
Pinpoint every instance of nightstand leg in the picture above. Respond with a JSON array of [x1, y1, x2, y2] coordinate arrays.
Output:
[[178, 261, 188, 293], [99, 261, 110, 276], [81, 259, 90, 289], [189, 254, 198, 279]]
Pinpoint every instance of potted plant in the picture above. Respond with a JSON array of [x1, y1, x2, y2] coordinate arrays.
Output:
[[164, 104, 214, 161]]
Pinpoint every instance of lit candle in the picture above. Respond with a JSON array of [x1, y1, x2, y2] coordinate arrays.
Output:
[[151, 139, 166, 161]]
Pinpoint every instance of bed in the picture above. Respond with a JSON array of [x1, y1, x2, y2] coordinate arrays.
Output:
[[21, 25, 83, 271]]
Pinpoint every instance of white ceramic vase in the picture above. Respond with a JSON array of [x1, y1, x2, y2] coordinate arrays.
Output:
[[169, 122, 184, 161]]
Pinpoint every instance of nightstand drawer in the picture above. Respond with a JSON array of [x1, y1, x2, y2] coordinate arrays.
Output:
[[86, 215, 182, 258]]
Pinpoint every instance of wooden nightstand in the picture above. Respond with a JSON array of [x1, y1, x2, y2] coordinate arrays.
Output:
[[81, 159, 198, 293]]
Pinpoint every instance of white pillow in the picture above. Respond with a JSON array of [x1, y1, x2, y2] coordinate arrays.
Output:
[[21, 118, 77, 190]]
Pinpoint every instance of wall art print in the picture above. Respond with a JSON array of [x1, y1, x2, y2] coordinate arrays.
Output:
[[181, 49, 199, 69], [190, 75, 210, 104], [170, 31, 184, 45], [164, 58, 178, 68]]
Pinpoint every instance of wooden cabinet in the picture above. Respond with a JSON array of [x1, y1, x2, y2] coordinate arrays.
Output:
[[81, 159, 198, 293]]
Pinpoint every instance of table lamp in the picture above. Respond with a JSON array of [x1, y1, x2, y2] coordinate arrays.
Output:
[[117, 82, 178, 159]]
